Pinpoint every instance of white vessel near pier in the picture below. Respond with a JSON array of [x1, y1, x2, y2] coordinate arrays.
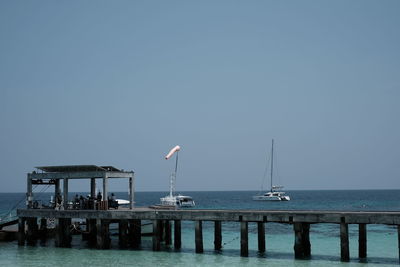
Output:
[[253, 139, 290, 201]]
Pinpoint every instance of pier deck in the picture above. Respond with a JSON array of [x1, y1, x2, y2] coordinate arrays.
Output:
[[17, 208, 400, 224]]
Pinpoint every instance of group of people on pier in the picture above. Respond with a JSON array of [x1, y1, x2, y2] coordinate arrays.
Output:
[[52, 192, 118, 210]]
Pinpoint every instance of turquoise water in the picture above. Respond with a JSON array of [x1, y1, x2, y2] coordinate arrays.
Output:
[[1, 190, 399, 266]]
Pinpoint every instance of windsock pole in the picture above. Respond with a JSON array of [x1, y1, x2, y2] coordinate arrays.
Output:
[[165, 145, 181, 198], [175, 151, 179, 179], [170, 151, 178, 197]]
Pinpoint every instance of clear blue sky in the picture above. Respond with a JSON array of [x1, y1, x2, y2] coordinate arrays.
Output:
[[1, 1, 399, 192]]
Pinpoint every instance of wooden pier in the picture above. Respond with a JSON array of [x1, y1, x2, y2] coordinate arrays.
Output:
[[15, 165, 400, 262], [17, 208, 400, 262]]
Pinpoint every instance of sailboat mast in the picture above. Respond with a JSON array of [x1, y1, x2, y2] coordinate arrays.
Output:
[[270, 139, 274, 192]]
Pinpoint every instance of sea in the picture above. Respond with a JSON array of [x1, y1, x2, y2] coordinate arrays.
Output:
[[1, 190, 400, 266]]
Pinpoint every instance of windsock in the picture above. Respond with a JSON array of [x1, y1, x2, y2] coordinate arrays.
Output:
[[165, 145, 181, 160]]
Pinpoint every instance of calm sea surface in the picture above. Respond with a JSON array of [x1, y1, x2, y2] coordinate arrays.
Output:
[[1, 190, 399, 266]]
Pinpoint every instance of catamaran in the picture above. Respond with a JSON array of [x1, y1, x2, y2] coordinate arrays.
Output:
[[160, 145, 195, 207], [252, 139, 290, 201]]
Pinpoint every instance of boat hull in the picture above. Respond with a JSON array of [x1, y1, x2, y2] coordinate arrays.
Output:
[[160, 195, 195, 208], [252, 195, 290, 201]]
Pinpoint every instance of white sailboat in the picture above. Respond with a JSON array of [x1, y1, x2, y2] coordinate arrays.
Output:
[[160, 145, 195, 207], [253, 139, 290, 201]]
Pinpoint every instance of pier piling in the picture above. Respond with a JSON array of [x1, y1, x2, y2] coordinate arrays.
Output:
[[240, 221, 249, 257], [55, 218, 71, 247], [257, 221, 266, 253], [130, 219, 141, 249], [39, 218, 47, 243], [358, 223, 367, 259], [214, 221, 222, 250], [26, 217, 38, 245], [398, 225, 400, 263], [293, 222, 311, 259], [340, 219, 350, 262], [17, 217, 26, 246], [118, 220, 128, 248], [88, 219, 97, 246], [174, 220, 181, 249], [96, 219, 110, 249], [195, 220, 203, 253], [165, 220, 172, 246], [152, 220, 161, 251]]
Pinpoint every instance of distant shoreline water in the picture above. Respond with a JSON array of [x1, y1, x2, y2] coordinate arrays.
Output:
[[1, 188, 400, 194]]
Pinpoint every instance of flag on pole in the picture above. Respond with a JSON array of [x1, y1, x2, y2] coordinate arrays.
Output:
[[165, 145, 181, 160]]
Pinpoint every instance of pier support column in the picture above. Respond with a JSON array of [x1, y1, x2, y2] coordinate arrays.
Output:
[[165, 220, 172, 246], [293, 222, 311, 259], [214, 221, 222, 251], [63, 178, 68, 210], [87, 219, 97, 246], [195, 220, 203, 253], [55, 179, 61, 197], [152, 220, 161, 251], [55, 218, 72, 247], [18, 217, 26, 246], [158, 220, 165, 242], [27, 175, 33, 208], [90, 178, 96, 200], [96, 219, 110, 249], [359, 223, 367, 260], [26, 217, 38, 246], [39, 218, 47, 243], [258, 222, 266, 253], [240, 221, 249, 257], [102, 174, 108, 202], [129, 176, 134, 209], [119, 220, 128, 248], [174, 220, 181, 249], [129, 219, 141, 249], [397, 225, 400, 263], [340, 219, 350, 262]]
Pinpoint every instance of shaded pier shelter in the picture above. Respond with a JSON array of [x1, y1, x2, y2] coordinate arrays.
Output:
[[27, 165, 135, 209]]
